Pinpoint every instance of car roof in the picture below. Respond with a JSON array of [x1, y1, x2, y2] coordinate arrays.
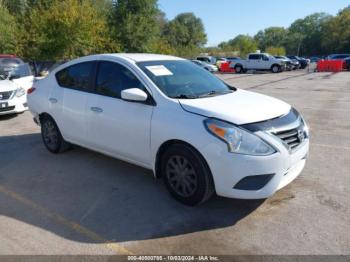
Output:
[[0, 54, 17, 58], [50, 53, 186, 74], [108, 53, 184, 62]]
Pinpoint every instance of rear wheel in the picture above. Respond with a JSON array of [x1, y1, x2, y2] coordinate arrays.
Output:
[[235, 65, 243, 74], [161, 144, 214, 206], [41, 115, 71, 153]]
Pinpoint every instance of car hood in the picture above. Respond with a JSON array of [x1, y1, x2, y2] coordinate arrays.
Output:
[[179, 89, 291, 125], [0, 80, 18, 92]]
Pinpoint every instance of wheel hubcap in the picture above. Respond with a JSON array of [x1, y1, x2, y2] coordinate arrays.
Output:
[[43, 121, 58, 149], [166, 155, 198, 197]]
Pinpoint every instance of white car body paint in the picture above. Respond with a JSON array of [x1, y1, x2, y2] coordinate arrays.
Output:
[[179, 89, 291, 125], [28, 53, 309, 200], [230, 53, 284, 72], [0, 78, 32, 115]]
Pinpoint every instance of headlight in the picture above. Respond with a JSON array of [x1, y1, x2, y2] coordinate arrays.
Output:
[[15, 87, 26, 97], [301, 116, 309, 138], [204, 118, 276, 156]]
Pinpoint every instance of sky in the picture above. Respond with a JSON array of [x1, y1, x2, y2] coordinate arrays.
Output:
[[158, 0, 349, 46]]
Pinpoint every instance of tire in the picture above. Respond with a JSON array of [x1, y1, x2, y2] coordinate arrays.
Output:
[[161, 144, 215, 206], [271, 64, 280, 73], [235, 65, 243, 74], [40, 115, 71, 154]]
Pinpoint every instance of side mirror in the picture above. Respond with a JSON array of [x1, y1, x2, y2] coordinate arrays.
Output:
[[121, 88, 148, 102], [39, 71, 49, 77]]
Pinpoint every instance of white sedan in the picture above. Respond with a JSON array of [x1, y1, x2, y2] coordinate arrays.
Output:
[[191, 60, 218, 72], [28, 54, 309, 205], [0, 79, 27, 114], [0, 63, 34, 115]]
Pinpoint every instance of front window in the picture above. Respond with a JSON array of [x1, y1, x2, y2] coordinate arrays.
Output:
[[96, 61, 145, 99], [137, 60, 233, 99], [0, 63, 32, 80]]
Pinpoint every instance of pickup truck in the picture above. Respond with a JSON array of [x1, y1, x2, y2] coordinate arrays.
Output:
[[230, 53, 285, 73]]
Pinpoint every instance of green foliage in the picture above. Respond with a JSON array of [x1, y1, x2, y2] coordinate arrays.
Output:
[[1, 0, 28, 16], [21, 0, 118, 60], [0, 1, 349, 60], [111, 0, 161, 52], [0, 2, 17, 54], [266, 46, 286, 56], [254, 27, 288, 51], [288, 13, 331, 55], [163, 12, 207, 56], [219, 35, 258, 58], [322, 8, 350, 53]]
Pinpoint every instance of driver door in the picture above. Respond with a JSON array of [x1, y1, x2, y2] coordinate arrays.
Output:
[[87, 60, 154, 166], [260, 55, 270, 69]]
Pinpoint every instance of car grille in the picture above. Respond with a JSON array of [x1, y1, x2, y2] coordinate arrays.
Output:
[[0, 91, 13, 100], [0, 106, 15, 112], [273, 124, 306, 150]]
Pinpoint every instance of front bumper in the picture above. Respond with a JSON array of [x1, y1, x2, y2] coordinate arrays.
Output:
[[201, 132, 309, 199], [0, 95, 28, 115]]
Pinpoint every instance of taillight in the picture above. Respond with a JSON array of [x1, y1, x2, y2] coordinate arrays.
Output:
[[27, 87, 36, 94]]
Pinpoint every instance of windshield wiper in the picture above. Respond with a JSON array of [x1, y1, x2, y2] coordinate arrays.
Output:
[[170, 94, 198, 99], [197, 90, 233, 98]]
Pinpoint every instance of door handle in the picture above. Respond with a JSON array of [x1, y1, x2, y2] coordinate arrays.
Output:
[[90, 107, 103, 113], [49, 98, 58, 104]]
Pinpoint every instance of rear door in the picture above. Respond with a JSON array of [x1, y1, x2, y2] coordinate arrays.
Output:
[[247, 54, 262, 69], [261, 54, 271, 69], [86, 60, 154, 165], [52, 61, 96, 145]]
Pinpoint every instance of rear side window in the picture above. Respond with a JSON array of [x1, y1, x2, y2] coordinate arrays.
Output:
[[249, 54, 261, 60], [96, 61, 144, 99], [56, 62, 94, 91]]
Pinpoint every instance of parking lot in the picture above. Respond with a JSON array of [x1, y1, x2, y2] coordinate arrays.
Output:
[[0, 70, 349, 255]]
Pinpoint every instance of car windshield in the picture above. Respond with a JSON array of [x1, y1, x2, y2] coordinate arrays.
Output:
[[137, 60, 233, 99], [0, 63, 32, 79]]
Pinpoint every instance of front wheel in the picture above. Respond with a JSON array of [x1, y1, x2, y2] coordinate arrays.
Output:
[[41, 116, 71, 153], [271, 64, 280, 73], [161, 144, 215, 206]]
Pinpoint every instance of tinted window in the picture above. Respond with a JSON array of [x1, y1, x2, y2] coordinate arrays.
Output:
[[249, 54, 261, 60], [96, 61, 144, 98], [262, 55, 269, 61], [9, 63, 33, 78], [56, 62, 94, 91], [197, 57, 210, 63], [333, 55, 350, 59], [0, 58, 22, 66]]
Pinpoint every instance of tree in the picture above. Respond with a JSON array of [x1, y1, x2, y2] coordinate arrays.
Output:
[[111, 0, 161, 52], [288, 13, 331, 55], [266, 46, 286, 56], [254, 27, 288, 51], [1, 0, 28, 16], [163, 12, 207, 56], [0, 2, 17, 54], [219, 35, 258, 58], [322, 8, 350, 53], [20, 0, 117, 60]]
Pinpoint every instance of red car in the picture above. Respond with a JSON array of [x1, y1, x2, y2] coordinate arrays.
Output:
[[0, 54, 17, 58], [344, 57, 350, 70]]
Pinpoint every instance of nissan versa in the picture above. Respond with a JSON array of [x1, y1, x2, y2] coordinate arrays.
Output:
[[28, 54, 309, 205]]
